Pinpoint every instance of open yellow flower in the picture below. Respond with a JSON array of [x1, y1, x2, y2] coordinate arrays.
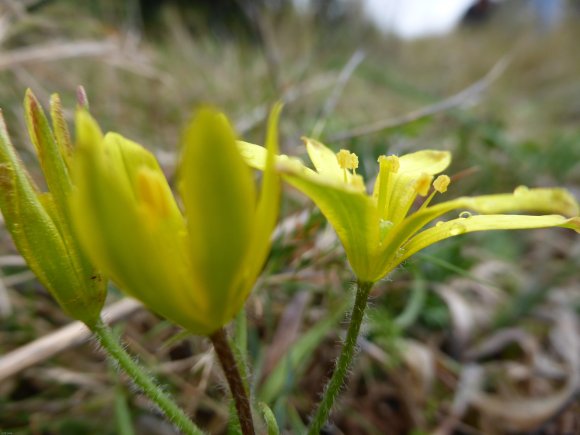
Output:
[[0, 90, 106, 326], [238, 138, 580, 283], [71, 106, 280, 335]]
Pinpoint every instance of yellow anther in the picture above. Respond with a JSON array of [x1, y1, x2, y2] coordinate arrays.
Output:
[[433, 175, 450, 193], [415, 173, 433, 197], [337, 149, 359, 170], [136, 168, 171, 219], [378, 155, 399, 173]]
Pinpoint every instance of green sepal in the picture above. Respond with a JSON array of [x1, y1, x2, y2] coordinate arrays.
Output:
[[0, 108, 105, 326], [24, 89, 72, 220]]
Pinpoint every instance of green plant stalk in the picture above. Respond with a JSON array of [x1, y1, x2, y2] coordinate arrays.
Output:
[[307, 281, 374, 434], [210, 327, 255, 435], [92, 320, 203, 435]]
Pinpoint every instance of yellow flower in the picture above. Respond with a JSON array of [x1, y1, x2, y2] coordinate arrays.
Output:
[[238, 138, 580, 283], [71, 106, 281, 335], [0, 90, 106, 326]]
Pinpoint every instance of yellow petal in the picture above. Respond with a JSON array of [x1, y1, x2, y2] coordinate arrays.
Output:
[[303, 137, 343, 182], [398, 214, 580, 266], [451, 187, 578, 217], [385, 150, 451, 224], [237, 104, 282, 311], [397, 150, 452, 174], [101, 132, 162, 198], [282, 167, 380, 282], [72, 112, 212, 332], [179, 108, 256, 328], [373, 187, 579, 280], [238, 140, 268, 169]]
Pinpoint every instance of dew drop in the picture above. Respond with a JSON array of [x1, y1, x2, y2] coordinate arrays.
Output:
[[449, 223, 466, 236], [379, 219, 394, 243], [458, 211, 472, 219], [379, 219, 394, 230], [514, 185, 529, 196]]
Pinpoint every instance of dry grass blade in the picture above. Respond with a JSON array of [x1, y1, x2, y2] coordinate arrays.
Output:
[[328, 56, 510, 142], [0, 298, 142, 382], [471, 308, 579, 432], [464, 328, 538, 361], [262, 290, 311, 378], [0, 254, 26, 267], [433, 364, 484, 435], [0, 39, 118, 70], [0, 274, 12, 318]]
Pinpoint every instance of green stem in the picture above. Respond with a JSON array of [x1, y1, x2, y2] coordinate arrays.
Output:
[[210, 327, 255, 435], [307, 281, 374, 434], [92, 320, 203, 435]]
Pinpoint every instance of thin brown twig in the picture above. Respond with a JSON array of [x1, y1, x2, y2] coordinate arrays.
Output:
[[0, 298, 142, 382], [328, 56, 510, 142]]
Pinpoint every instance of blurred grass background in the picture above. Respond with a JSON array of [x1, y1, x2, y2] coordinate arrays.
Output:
[[0, 1, 579, 434]]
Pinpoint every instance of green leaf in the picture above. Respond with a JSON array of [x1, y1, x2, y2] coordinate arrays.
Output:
[[258, 402, 280, 435], [258, 298, 350, 403]]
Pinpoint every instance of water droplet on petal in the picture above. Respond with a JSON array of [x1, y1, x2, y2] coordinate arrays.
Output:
[[436, 221, 445, 227], [449, 223, 466, 236], [514, 185, 529, 196], [379, 219, 394, 243], [459, 211, 472, 219]]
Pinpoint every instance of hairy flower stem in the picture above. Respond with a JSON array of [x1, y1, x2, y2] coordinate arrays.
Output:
[[92, 320, 202, 435], [307, 281, 374, 434], [210, 327, 255, 435]]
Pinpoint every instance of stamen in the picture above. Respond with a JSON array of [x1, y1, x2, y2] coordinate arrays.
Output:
[[415, 173, 433, 197], [376, 155, 400, 219], [433, 175, 450, 193], [336, 149, 359, 170], [420, 174, 450, 210], [337, 149, 359, 183], [378, 155, 399, 173]]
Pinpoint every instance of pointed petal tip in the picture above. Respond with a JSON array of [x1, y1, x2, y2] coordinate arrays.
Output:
[[76, 86, 89, 109], [24, 87, 35, 100], [398, 149, 452, 175], [75, 109, 103, 151], [266, 103, 283, 156], [567, 216, 580, 233], [24, 89, 40, 119], [554, 189, 579, 217]]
